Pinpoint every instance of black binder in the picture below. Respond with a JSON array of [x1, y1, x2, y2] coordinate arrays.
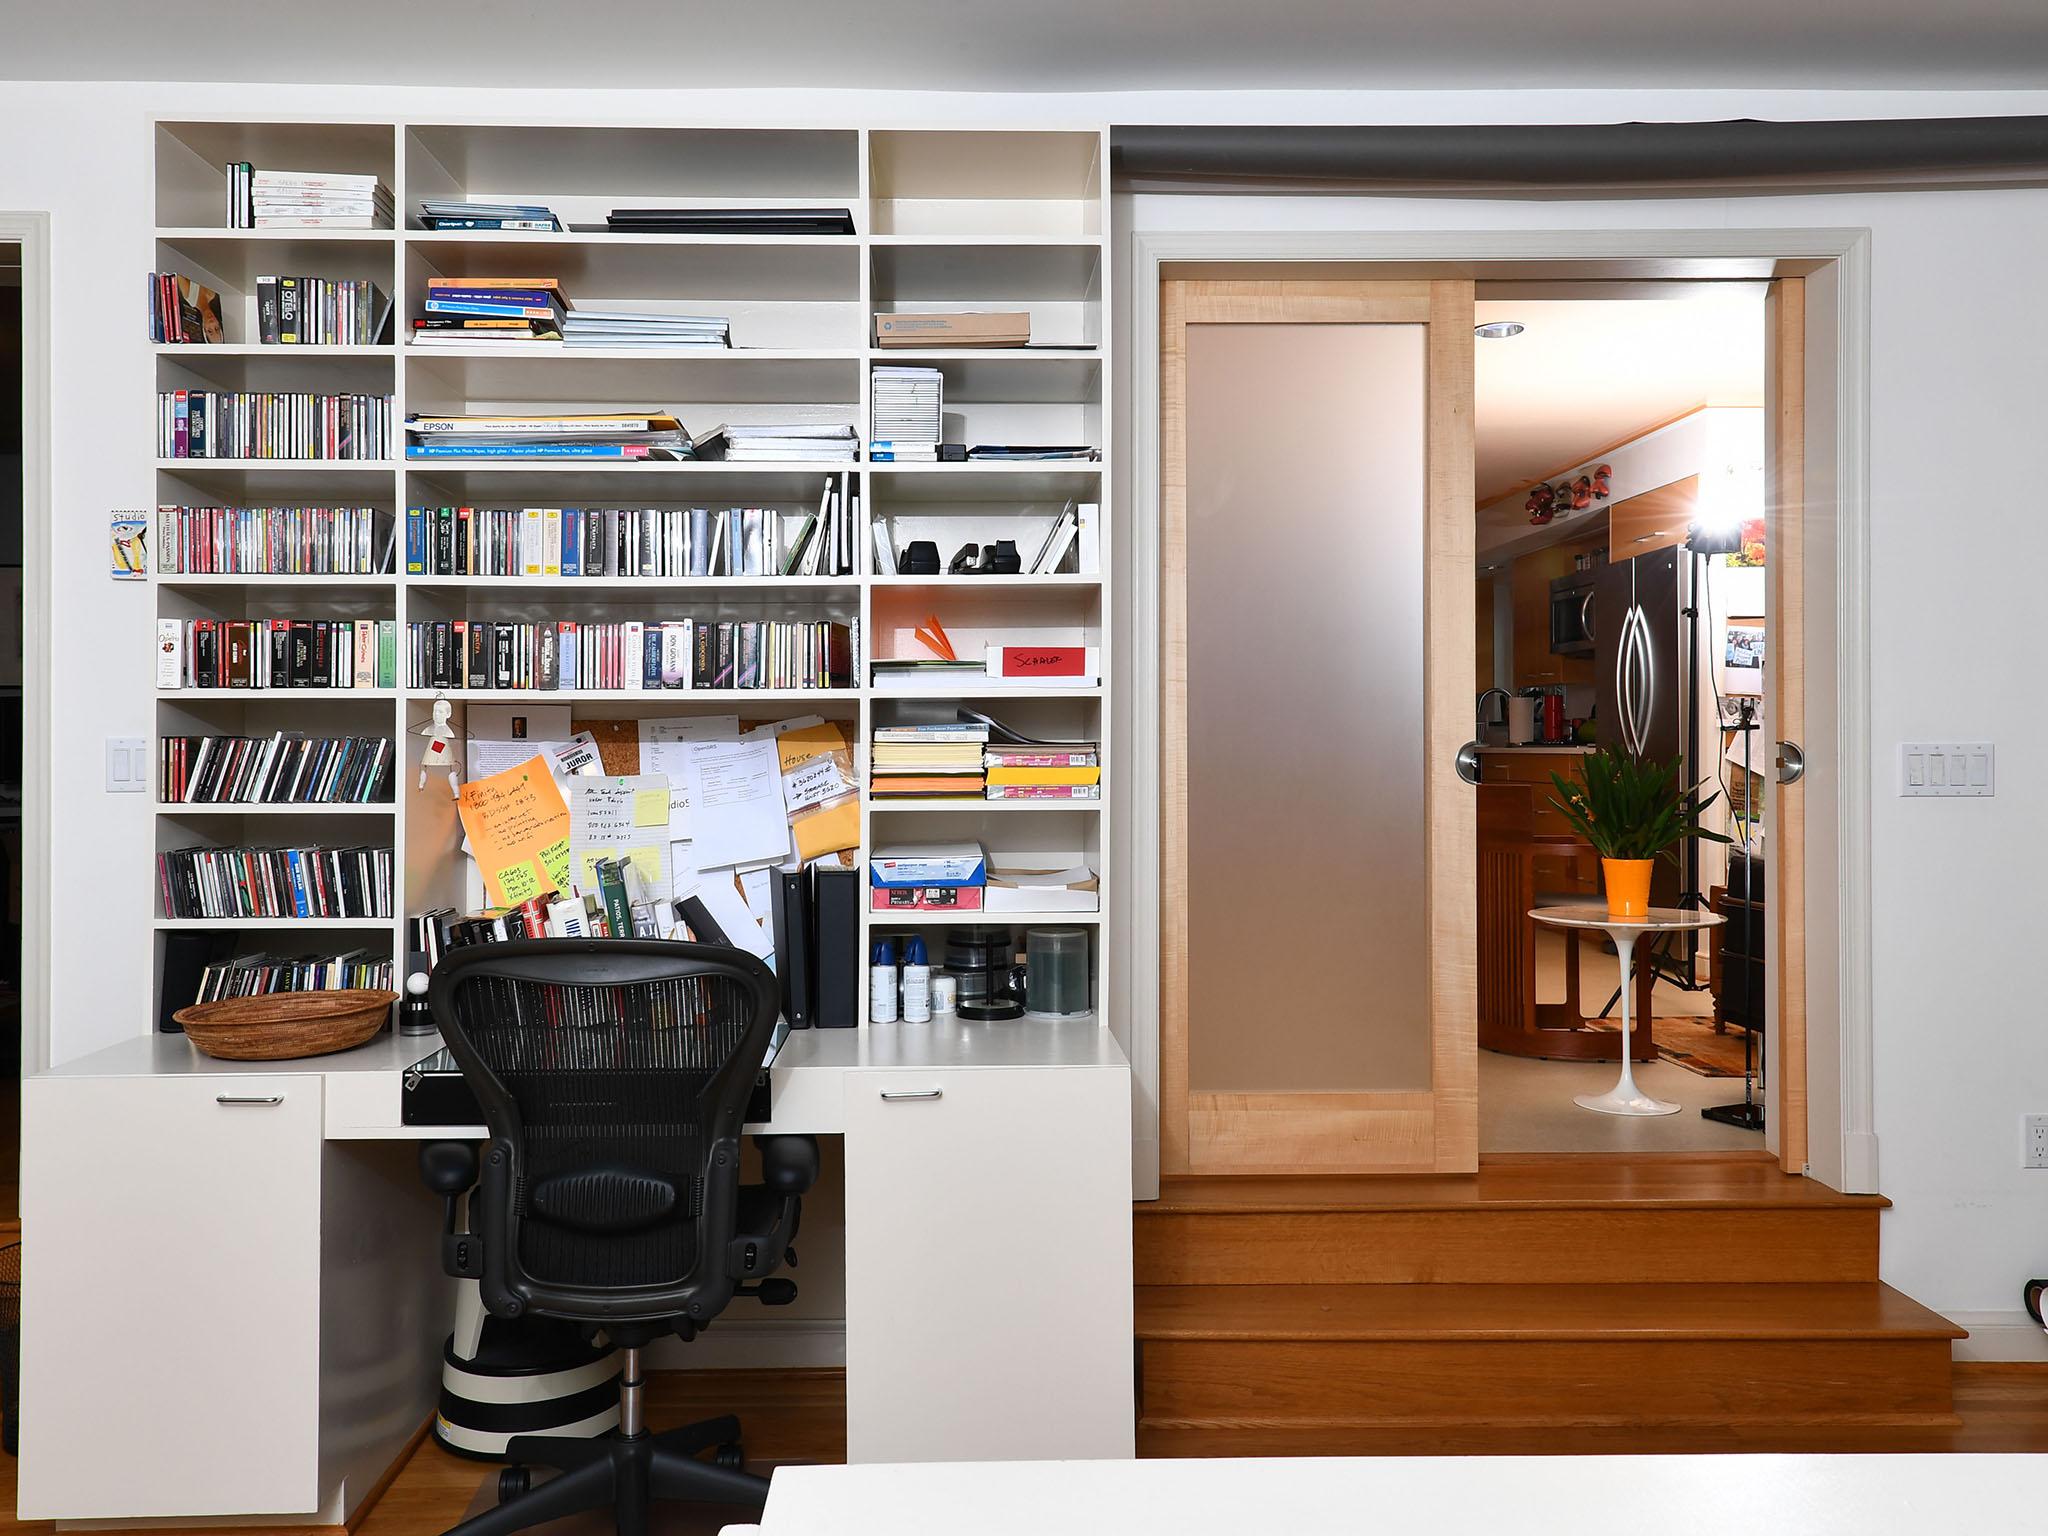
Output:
[[813, 864, 859, 1028], [769, 866, 815, 1028]]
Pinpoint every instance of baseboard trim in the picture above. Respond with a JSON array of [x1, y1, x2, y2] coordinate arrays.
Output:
[[646, 1319, 847, 1370], [1947, 1312, 2048, 1362]]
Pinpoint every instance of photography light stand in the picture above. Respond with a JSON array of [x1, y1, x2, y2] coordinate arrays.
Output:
[[1702, 695, 1765, 1132]]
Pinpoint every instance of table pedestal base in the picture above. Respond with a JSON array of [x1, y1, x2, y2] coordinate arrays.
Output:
[[1574, 1085, 1681, 1117]]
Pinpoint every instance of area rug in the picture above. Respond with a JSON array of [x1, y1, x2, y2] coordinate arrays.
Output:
[[1584, 1016, 1754, 1077]]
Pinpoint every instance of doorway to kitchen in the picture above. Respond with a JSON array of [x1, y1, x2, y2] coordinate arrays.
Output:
[[1470, 280, 1774, 1154]]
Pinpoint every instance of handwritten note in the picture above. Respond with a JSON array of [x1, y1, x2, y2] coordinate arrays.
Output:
[[569, 776, 676, 903], [457, 756, 572, 908]]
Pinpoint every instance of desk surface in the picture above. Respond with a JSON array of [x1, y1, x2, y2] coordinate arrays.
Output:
[[755, 1454, 2045, 1536], [37, 1017, 1130, 1139]]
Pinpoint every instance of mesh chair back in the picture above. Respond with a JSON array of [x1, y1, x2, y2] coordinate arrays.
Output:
[[430, 940, 779, 1313]]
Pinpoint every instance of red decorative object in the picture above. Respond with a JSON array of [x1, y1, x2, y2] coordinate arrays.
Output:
[[1570, 475, 1594, 510], [1526, 482, 1557, 525], [1592, 463, 1613, 499]]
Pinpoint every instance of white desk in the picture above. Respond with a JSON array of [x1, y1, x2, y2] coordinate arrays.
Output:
[[751, 1454, 2048, 1536], [20, 1019, 1134, 1524]]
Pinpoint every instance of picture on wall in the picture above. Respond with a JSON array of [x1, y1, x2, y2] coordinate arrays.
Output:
[[1724, 617, 1765, 694]]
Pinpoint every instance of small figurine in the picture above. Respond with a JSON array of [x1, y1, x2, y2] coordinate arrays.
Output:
[[416, 696, 460, 797]]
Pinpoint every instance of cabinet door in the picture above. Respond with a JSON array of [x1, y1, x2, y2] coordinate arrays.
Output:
[[20, 1074, 323, 1518], [843, 1067, 1134, 1463]]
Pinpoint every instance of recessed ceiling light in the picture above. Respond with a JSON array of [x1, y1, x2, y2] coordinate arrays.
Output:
[[1474, 321, 1525, 340]]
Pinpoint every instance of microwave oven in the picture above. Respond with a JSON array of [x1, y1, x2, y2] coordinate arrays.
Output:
[[1549, 568, 1598, 657]]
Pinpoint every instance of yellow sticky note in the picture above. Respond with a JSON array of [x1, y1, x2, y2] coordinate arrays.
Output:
[[496, 862, 542, 905], [623, 845, 663, 883], [538, 836, 571, 892], [633, 789, 669, 828]]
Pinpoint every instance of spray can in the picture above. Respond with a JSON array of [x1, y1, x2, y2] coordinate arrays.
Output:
[[869, 937, 899, 1023]]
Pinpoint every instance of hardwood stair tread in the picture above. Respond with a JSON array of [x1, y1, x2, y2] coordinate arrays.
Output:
[[1134, 1282, 1965, 1343], [1144, 1155, 1888, 1216]]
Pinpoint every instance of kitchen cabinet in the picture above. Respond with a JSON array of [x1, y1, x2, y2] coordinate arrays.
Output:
[[1607, 476, 1699, 557], [1480, 750, 1597, 896], [1509, 546, 1597, 688]]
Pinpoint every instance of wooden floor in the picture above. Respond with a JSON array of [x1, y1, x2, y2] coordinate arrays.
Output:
[[0, 1365, 2046, 1532]]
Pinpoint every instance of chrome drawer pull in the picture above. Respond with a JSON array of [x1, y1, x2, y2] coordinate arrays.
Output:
[[879, 1089, 943, 1102], [215, 1094, 284, 1106]]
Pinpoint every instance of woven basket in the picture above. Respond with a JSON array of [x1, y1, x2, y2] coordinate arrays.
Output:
[[172, 989, 398, 1061]]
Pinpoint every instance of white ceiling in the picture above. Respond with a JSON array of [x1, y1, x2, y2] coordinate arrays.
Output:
[[1473, 289, 1765, 504], [7, 0, 2048, 88]]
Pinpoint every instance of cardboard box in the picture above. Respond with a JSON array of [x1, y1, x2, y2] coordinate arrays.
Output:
[[875, 311, 1031, 347]]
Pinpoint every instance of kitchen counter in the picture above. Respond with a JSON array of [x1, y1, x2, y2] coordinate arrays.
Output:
[[1475, 743, 1597, 755]]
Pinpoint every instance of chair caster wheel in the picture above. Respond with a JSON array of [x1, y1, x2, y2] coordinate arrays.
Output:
[[498, 1465, 530, 1504], [715, 1443, 745, 1471]]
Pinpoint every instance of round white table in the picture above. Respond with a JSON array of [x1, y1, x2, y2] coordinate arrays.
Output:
[[1527, 903, 1726, 1117]]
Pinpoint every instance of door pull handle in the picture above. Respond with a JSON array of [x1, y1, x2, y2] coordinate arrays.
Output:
[[215, 1094, 284, 1106], [879, 1089, 943, 1102]]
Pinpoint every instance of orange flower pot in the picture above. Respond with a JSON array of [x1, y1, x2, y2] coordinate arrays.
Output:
[[1602, 858, 1655, 920]]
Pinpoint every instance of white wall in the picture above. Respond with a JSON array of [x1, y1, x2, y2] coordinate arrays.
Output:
[[6, 78, 2048, 1343]]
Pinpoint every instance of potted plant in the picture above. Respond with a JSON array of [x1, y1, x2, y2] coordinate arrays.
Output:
[[1549, 751, 1731, 919]]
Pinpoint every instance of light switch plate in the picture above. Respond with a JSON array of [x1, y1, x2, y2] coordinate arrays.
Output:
[[105, 737, 148, 793], [1900, 742, 1994, 797]]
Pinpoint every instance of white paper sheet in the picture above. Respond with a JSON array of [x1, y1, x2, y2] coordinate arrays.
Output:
[[567, 775, 677, 904], [467, 705, 573, 780], [681, 872, 774, 961], [640, 714, 739, 778], [682, 735, 790, 871]]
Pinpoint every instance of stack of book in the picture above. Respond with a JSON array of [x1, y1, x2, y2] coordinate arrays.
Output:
[[147, 273, 224, 344], [695, 423, 859, 463], [411, 276, 568, 346], [870, 366, 943, 461], [418, 199, 562, 232], [227, 166, 393, 229], [985, 740, 1100, 801], [257, 275, 393, 345], [404, 410, 695, 461], [871, 721, 990, 800], [158, 390, 394, 461], [561, 309, 730, 350], [157, 617, 399, 692], [406, 617, 854, 692], [603, 207, 855, 235]]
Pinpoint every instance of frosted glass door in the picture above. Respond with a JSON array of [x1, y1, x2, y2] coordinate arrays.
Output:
[[1162, 279, 1475, 1173]]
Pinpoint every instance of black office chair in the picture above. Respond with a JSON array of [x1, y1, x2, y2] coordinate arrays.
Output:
[[420, 938, 817, 1536]]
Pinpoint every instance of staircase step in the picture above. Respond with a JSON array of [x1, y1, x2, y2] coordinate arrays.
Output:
[[1136, 1282, 1961, 1434], [1136, 1157, 1886, 1286]]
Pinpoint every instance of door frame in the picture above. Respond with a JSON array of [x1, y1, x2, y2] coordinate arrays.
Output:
[[1121, 226, 1874, 1197], [0, 213, 51, 1079], [1158, 278, 1477, 1176]]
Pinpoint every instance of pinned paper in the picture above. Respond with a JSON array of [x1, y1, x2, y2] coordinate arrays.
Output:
[[683, 736, 790, 871], [633, 788, 670, 827], [569, 776, 677, 904], [641, 715, 739, 778], [775, 720, 859, 862], [457, 756, 572, 908], [468, 705, 574, 781]]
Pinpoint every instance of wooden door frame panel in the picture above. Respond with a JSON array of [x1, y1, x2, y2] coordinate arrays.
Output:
[[1126, 229, 1874, 1197], [1158, 277, 1476, 1176], [1767, 278, 1809, 1176]]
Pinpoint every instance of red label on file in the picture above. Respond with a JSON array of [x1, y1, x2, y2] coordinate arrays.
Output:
[[1000, 647, 1084, 676]]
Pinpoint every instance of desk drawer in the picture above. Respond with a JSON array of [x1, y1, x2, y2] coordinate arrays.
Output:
[[21, 1074, 322, 1519], [842, 1067, 1133, 1463]]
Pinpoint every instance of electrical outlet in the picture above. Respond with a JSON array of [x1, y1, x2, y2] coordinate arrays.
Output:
[[2025, 1115, 2048, 1170]]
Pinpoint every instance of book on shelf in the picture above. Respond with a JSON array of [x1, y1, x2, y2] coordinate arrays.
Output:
[[157, 617, 398, 691], [156, 505, 396, 576], [159, 733, 395, 805], [404, 618, 854, 692], [411, 276, 569, 344], [147, 273, 225, 344], [871, 724, 988, 797], [560, 309, 731, 349], [188, 947, 394, 1009], [157, 390, 394, 461], [403, 486, 855, 578], [417, 200, 562, 231], [227, 164, 394, 229], [875, 312, 1031, 348], [404, 410, 695, 461], [257, 275, 393, 345], [158, 844, 394, 921], [967, 445, 1100, 461], [603, 207, 855, 236], [692, 423, 859, 464]]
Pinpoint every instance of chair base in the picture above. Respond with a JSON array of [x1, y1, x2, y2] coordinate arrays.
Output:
[[440, 1416, 769, 1536]]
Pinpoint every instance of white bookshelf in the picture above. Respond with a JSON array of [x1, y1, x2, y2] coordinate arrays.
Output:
[[151, 117, 1111, 1035]]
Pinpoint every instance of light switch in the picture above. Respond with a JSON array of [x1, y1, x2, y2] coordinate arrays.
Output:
[[1900, 742, 1994, 797], [105, 737, 148, 793]]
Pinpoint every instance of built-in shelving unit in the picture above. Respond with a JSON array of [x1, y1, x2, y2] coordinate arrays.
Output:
[[150, 117, 1111, 1034]]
